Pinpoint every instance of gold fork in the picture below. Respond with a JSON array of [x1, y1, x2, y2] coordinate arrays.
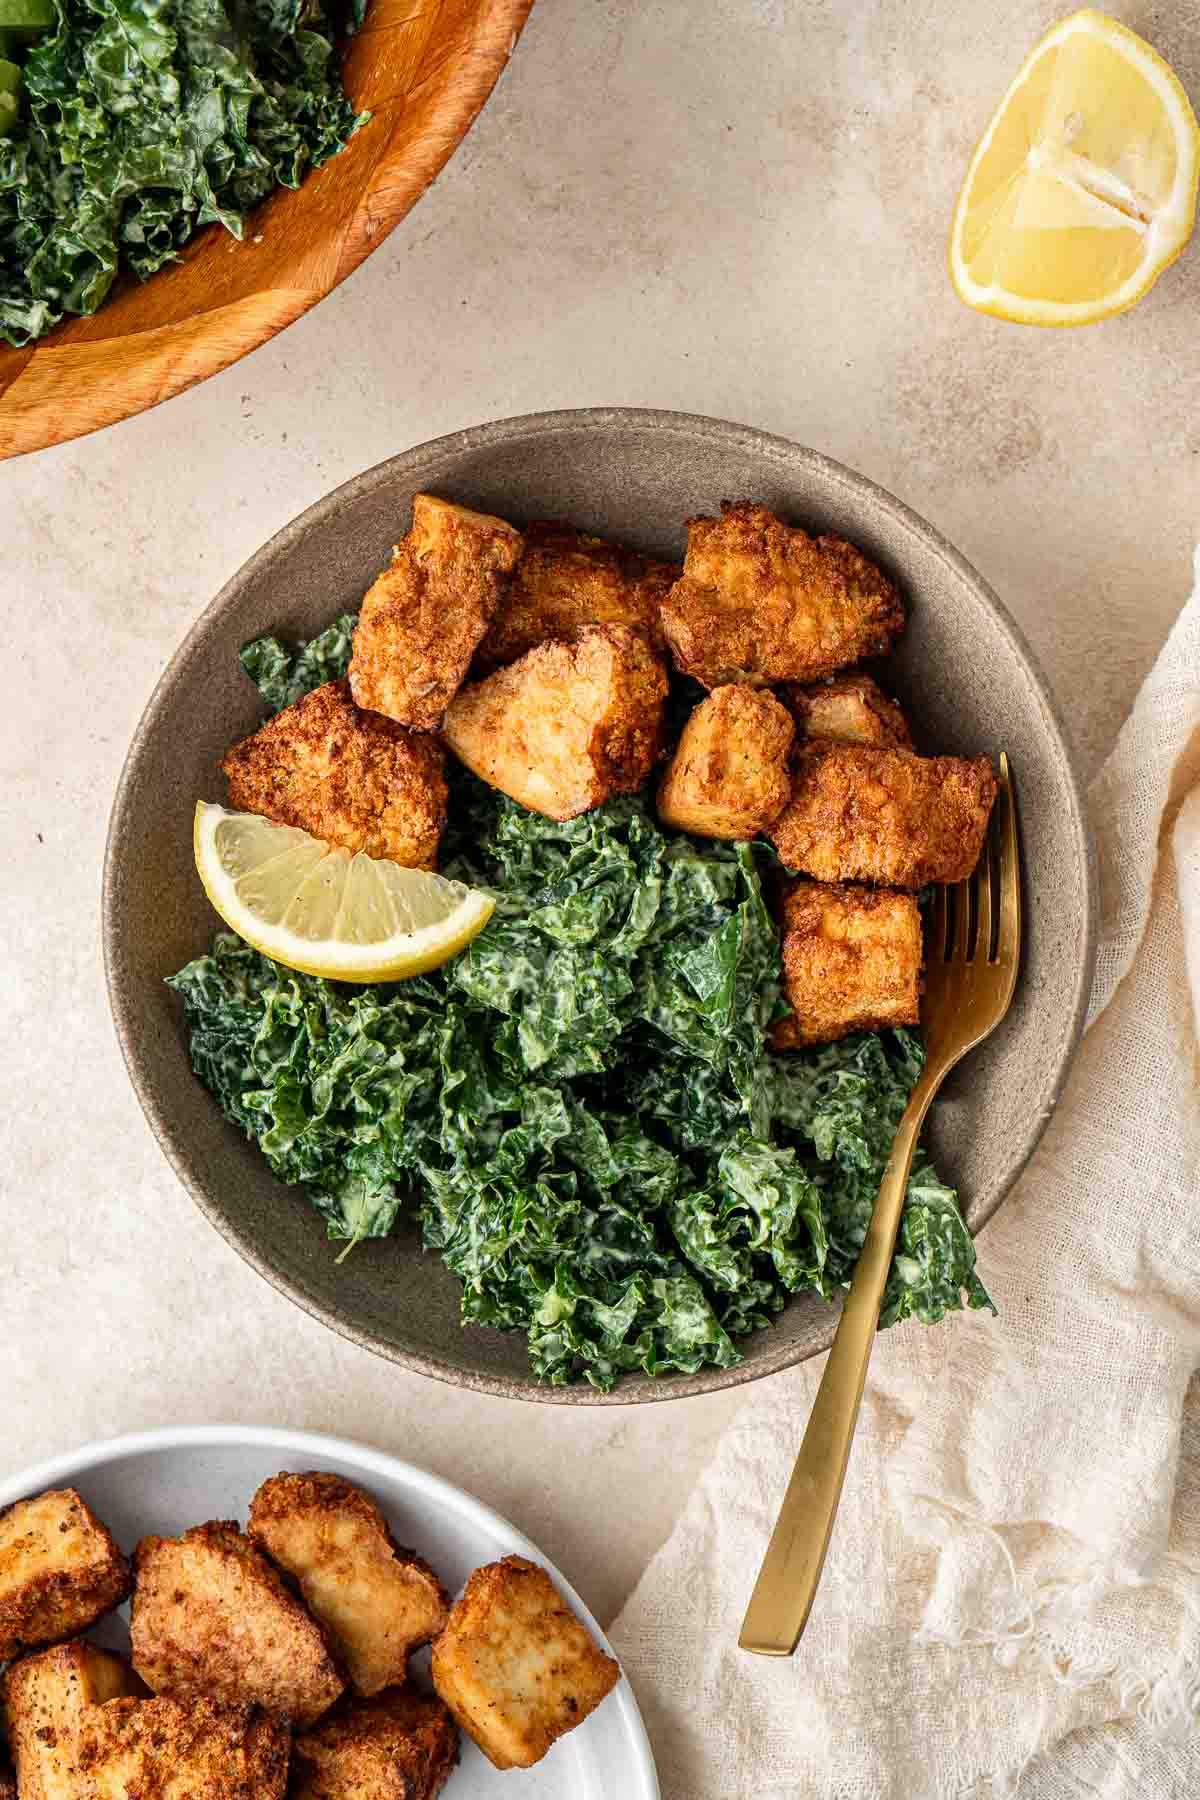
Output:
[[739, 751, 1022, 1657]]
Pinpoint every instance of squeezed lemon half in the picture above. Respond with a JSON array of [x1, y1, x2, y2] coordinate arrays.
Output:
[[950, 9, 1198, 325], [194, 803, 495, 982]]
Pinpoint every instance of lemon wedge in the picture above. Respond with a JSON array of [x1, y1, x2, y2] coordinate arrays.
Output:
[[193, 803, 495, 982], [950, 9, 1198, 325]]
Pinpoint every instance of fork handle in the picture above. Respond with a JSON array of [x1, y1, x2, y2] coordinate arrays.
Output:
[[738, 1072, 936, 1656]]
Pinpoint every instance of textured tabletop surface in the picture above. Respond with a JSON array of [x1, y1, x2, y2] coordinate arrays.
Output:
[[4, 0, 1197, 1628]]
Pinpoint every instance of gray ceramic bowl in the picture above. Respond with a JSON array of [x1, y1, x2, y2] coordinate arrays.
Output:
[[104, 408, 1097, 1403]]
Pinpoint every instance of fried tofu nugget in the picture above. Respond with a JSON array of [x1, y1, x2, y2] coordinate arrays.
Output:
[[6, 1641, 142, 1800], [431, 1555, 619, 1771], [657, 685, 795, 839], [291, 1687, 458, 1800], [0, 1489, 132, 1661], [248, 1473, 449, 1698], [769, 880, 922, 1049], [770, 744, 996, 888], [661, 501, 904, 688], [221, 679, 447, 869], [131, 1522, 343, 1727], [349, 495, 523, 730], [76, 1696, 288, 1799], [443, 624, 668, 821], [474, 522, 677, 671], [781, 672, 912, 749]]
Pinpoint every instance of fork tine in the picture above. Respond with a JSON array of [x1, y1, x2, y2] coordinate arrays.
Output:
[[996, 752, 1021, 967], [952, 878, 974, 961], [930, 882, 950, 961], [975, 831, 994, 963]]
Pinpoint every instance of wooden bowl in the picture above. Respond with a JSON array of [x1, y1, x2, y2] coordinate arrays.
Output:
[[0, 0, 533, 460], [103, 409, 1097, 1403]]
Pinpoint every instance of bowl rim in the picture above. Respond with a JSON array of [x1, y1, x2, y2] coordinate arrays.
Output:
[[103, 406, 1099, 1404]]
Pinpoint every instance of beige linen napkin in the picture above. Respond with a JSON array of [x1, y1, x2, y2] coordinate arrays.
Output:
[[611, 556, 1200, 1800]]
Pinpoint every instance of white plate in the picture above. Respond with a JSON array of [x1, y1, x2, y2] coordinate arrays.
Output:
[[0, 1425, 659, 1799]]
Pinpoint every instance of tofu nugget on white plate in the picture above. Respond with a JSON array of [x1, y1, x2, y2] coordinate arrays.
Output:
[[432, 1556, 620, 1771], [131, 1521, 343, 1726], [248, 1471, 449, 1697], [76, 1696, 289, 1799], [291, 1686, 458, 1800], [6, 1640, 142, 1800], [0, 1489, 131, 1661]]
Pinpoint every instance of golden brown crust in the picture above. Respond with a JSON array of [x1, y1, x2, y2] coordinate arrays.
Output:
[[657, 685, 795, 839], [770, 744, 997, 888], [430, 1555, 619, 1771], [780, 672, 912, 749], [76, 1696, 289, 1797], [0, 1489, 132, 1661], [443, 624, 669, 821], [769, 880, 922, 1049], [661, 501, 904, 688], [291, 1686, 458, 1800], [474, 521, 677, 671], [220, 679, 448, 869], [248, 1473, 449, 1698], [130, 1521, 343, 1727], [6, 1640, 144, 1800], [349, 494, 523, 730]]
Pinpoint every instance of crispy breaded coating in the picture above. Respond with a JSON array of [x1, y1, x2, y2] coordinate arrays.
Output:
[[221, 679, 447, 870], [0, 1489, 132, 1661], [474, 522, 677, 671], [657, 685, 795, 839], [131, 1521, 343, 1727], [769, 880, 922, 1049], [781, 672, 912, 748], [76, 1696, 288, 1799], [349, 494, 523, 730], [291, 1686, 458, 1800], [443, 624, 668, 821], [660, 500, 904, 688], [770, 744, 996, 888], [248, 1473, 449, 1698], [431, 1555, 619, 1771], [6, 1640, 142, 1800]]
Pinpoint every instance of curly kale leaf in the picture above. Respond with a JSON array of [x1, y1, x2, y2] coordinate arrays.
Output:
[[882, 1163, 994, 1326], [239, 612, 358, 712]]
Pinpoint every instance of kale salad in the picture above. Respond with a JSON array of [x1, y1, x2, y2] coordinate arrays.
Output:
[[169, 617, 993, 1391], [0, 0, 366, 347]]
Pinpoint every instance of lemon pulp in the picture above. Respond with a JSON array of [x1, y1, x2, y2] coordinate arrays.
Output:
[[193, 803, 495, 982], [950, 10, 1198, 325]]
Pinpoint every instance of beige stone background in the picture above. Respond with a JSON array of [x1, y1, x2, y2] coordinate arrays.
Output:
[[3, 0, 1198, 1629]]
